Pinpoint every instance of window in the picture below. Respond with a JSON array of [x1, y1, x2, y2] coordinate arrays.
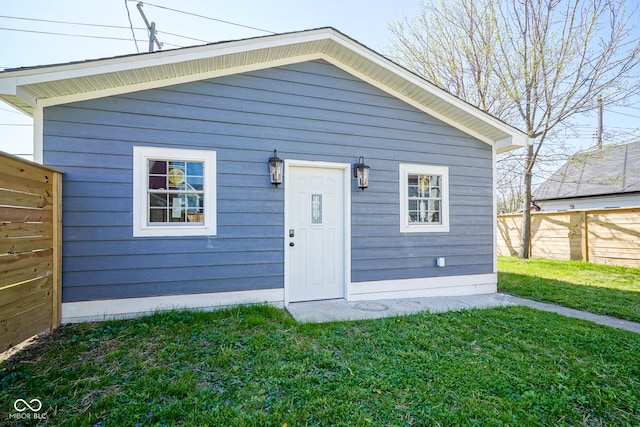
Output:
[[399, 164, 449, 233], [133, 146, 216, 237]]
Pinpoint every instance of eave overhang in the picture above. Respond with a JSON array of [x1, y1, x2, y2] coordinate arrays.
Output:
[[0, 27, 527, 153]]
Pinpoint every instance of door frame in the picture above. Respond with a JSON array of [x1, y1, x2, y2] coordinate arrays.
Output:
[[283, 159, 351, 305]]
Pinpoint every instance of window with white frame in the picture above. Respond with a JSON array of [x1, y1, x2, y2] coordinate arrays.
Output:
[[399, 163, 449, 233], [133, 146, 216, 237]]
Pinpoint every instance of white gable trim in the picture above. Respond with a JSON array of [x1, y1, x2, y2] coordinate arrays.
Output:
[[320, 54, 498, 146], [1, 28, 527, 153], [7, 31, 334, 87]]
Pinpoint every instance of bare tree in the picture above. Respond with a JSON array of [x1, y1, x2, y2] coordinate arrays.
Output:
[[389, 0, 640, 257]]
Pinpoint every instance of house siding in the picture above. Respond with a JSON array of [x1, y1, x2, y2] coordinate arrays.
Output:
[[43, 60, 493, 303]]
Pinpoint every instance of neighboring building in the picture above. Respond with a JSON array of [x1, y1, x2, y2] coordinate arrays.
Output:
[[0, 28, 526, 323], [534, 142, 640, 211]]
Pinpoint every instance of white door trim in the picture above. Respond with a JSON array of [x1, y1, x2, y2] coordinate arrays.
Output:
[[283, 159, 351, 305]]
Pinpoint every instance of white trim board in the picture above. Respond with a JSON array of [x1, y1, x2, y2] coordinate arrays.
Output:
[[61, 288, 284, 324], [348, 273, 497, 301]]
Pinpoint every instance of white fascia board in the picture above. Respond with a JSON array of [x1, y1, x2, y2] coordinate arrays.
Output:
[[495, 135, 529, 153], [4, 29, 337, 87], [322, 34, 527, 146], [15, 86, 37, 108], [320, 54, 496, 146], [0, 76, 18, 95]]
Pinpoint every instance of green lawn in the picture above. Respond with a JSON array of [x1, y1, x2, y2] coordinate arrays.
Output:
[[2, 305, 639, 426], [498, 256, 640, 322]]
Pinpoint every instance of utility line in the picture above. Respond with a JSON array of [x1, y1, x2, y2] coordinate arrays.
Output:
[[0, 14, 144, 30], [159, 31, 209, 44], [0, 26, 142, 41], [124, 0, 140, 53], [127, 0, 275, 34], [0, 14, 205, 44], [0, 27, 182, 47], [604, 109, 640, 119]]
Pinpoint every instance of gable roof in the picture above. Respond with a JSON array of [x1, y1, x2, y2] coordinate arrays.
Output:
[[534, 141, 640, 201], [0, 27, 527, 153]]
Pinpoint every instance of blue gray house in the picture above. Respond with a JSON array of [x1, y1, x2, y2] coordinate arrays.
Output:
[[0, 28, 527, 322]]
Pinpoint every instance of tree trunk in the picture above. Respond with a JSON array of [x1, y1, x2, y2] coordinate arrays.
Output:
[[519, 144, 533, 258]]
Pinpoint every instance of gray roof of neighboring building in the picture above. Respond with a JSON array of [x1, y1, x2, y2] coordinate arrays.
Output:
[[534, 141, 640, 201]]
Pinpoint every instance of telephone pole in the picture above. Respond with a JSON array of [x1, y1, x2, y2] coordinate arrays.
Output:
[[597, 95, 603, 149], [136, 2, 162, 52]]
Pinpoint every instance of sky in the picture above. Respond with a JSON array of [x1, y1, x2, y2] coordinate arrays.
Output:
[[1, 0, 639, 162]]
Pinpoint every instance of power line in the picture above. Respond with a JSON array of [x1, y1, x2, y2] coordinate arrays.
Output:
[[0, 26, 143, 41], [0, 27, 182, 48], [124, 0, 140, 53], [605, 109, 640, 119], [0, 13, 209, 44], [0, 14, 144, 31], [127, 1, 275, 34], [158, 30, 208, 44]]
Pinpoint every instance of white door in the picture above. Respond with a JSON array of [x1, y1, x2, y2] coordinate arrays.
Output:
[[286, 164, 346, 302]]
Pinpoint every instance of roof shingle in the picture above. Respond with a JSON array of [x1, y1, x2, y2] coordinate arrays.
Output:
[[534, 141, 640, 201]]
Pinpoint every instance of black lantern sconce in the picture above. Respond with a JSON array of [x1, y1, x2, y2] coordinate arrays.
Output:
[[353, 156, 370, 190], [268, 149, 283, 187]]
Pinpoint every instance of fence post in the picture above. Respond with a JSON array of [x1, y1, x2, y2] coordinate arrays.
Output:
[[52, 171, 62, 327], [582, 211, 589, 263]]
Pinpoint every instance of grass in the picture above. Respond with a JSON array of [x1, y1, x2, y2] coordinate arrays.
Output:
[[1, 305, 639, 426], [498, 257, 640, 322]]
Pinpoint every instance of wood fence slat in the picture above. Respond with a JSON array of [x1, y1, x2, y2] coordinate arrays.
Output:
[[0, 249, 53, 271], [0, 264, 53, 289], [0, 300, 53, 352], [1, 222, 53, 239], [0, 150, 58, 183], [0, 276, 51, 308], [0, 188, 51, 209], [0, 206, 53, 223], [0, 236, 53, 254], [0, 173, 52, 197], [0, 284, 54, 350]]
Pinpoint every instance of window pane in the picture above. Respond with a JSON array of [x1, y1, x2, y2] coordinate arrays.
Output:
[[149, 160, 167, 174], [311, 194, 322, 224], [186, 176, 203, 190], [149, 193, 168, 207], [187, 162, 203, 176], [149, 207, 167, 223], [168, 162, 186, 190], [148, 160, 167, 190], [408, 175, 419, 197]]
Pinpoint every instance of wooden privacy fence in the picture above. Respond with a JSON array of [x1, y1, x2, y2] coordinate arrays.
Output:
[[0, 151, 62, 352], [498, 207, 640, 267]]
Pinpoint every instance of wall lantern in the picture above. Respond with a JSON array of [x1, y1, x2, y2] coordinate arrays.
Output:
[[353, 156, 370, 190], [268, 149, 284, 187]]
